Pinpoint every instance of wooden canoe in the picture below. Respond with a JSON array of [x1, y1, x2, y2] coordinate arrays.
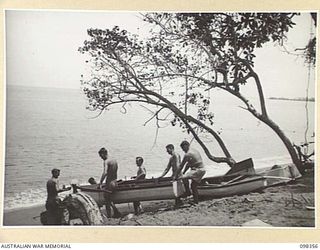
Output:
[[256, 163, 302, 187], [79, 177, 185, 206], [198, 174, 267, 198], [79, 174, 267, 205]]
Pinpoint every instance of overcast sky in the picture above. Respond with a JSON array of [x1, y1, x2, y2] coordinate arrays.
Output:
[[5, 10, 316, 98]]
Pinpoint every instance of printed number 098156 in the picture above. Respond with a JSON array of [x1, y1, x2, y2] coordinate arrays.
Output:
[[300, 244, 318, 248]]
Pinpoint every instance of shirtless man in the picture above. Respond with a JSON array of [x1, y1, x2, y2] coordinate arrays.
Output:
[[98, 147, 121, 218], [45, 168, 71, 225], [158, 144, 183, 206], [174, 140, 206, 204], [159, 144, 181, 179], [132, 156, 146, 215]]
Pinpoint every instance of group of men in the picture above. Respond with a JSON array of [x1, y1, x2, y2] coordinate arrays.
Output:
[[159, 141, 206, 206], [45, 140, 206, 223], [97, 148, 147, 217], [95, 140, 206, 217]]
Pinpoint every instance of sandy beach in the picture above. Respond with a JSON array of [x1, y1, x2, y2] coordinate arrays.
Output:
[[3, 170, 314, 227], [113, 170, 315, 227]]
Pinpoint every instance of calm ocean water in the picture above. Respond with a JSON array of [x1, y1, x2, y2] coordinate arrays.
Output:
[[4, 85, 315, 211]]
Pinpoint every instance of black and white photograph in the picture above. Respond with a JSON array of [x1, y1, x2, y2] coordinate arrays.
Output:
[[3, 10, 316, 227]]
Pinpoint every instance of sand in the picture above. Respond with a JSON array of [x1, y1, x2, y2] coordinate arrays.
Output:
[[3, 204, 46, 226], [3, 170, 315, 227]]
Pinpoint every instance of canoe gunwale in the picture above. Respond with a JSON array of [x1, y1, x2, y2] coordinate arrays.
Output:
[[198, 176, 266, 190], [80, 180, 175, 192]]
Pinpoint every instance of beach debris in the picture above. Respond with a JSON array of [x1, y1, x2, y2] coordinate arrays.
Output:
[[285, 192, 305, 207], [283, 192, 314, 209], [294, 184, 307, 188], [117, 213, 143, 226], [208, 202, 217, 208], [305, 206, 315, 210], [126, 213, 134, 220], [241, 208, 251, 213], [188, 201, 198, 206], [301, 194, 313, 204], [241, 219, 273, 227], [33, 215, 41, 220], [158, 207, 172, 212], [134, 219, 142, 225], [174, 204, 191, 209], [291, 192, 295, 207], [300, 195, 308, 203], [250, 212, 258, 216], [69, 218, 83, 225], [119, 218, 142, 226], [243, 197, 254, 203]]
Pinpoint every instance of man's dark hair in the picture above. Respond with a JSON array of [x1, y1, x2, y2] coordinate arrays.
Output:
[[166, 144, 174, 150], [136, 156, 144, 164], [51, 168, 60, 175], [180, 140, 190, 148], [88, 177, 97, 185], [98, 147, 108, 156]]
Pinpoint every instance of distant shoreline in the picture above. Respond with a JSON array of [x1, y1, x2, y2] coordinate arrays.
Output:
[[269, 97, 315, 102]]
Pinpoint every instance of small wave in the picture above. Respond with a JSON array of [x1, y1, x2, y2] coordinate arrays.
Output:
[[4, 188, 47, 212], [3, 179, 103, 211], [5, 163, 17, 167]]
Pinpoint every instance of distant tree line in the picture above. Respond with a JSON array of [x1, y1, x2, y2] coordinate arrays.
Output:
[[269, 97, 315, 102]]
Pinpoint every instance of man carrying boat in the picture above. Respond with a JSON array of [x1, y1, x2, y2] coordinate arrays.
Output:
[[131, 156, 146, 215], [98, 147, 121, 218], [158, 144, 183, 207], [45, 168, 71, 225], [174, 140, 206, 205]]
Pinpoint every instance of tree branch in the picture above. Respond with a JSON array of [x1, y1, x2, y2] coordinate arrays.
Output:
[[238, 58, 268, 116], [182, 118, 235, 166]]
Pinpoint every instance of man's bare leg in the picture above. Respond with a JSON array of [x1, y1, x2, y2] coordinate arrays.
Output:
[[183, 179, 192, 197], [191, 181, 199, 204], [174, 197, 183, 207], [133, 201, 141, 215], [105, 201, 112, 218], [111, 202, 121, 218]]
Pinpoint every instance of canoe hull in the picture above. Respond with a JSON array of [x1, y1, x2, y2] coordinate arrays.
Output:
[[198, 176, 267, 198], [80, 178, 184, 205], [257, 164, 302, 187], [79, 164, 298, 205], [80, 175, 267, 205]]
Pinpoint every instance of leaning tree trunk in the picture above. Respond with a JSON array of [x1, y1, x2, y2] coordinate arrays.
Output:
[[242, 97, 303, 174], [225, 86, 303, 174], [257, 114, 303, 173]]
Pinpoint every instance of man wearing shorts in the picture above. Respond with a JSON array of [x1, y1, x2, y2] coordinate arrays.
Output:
[[98, 147, 121, 218], [132, 156, 146, 215], [174, 140, 206, 204]]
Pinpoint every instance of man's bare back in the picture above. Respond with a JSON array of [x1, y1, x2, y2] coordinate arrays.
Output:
[[183, 148, 204, 170]]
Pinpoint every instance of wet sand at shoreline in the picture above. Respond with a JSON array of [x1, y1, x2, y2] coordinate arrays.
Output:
[[3, 170, 315, 227]]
